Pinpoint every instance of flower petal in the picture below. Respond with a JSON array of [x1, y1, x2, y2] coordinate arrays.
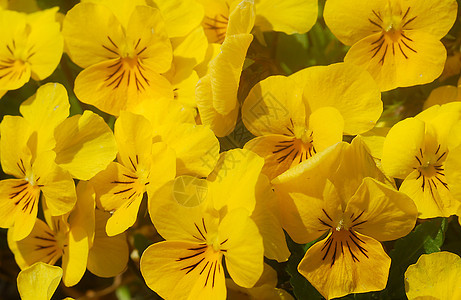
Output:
[[242, 75, 305, 136], [140, 241, 226, 300], [292, 63, 382, 134], [345, 177, 417, 241], [382, 118, 426, 179], [87, 209, 129, 277], [299, 231, 390, 300], [255, 0, 317, 34], [17, 262, 62, 300], [405, 251, 461, 300], [62, 225, 88, 287], [63, 2, 124, 68], [74, 59, 173, 116], [323, 0, 388, 45], [210, 33, 253, 115], [208, 149, 264, 213], [220, 208, 264, 288], [54, 110, 117, 180], [196, 74, 240, 137]]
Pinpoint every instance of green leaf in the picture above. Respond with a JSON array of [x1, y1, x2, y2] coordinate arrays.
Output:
[[285, 235, 323, 300], [380, 218, 448, 299]]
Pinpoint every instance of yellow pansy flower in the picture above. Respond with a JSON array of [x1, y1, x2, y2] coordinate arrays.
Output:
[[196, 0, 255, 137], [242, 63, 382, 179], [273, 139, 418, 299], [16, 83, 118, 181], [324, 0, 458, 91], [90, 111, 176, 236], [17, 262, 63, 300], [63, 0, 173, 115], [141, 203, 263, 299], [8, 181, 129, 286], [0, 116, 76, 241], [405, 251, 461, 299], [382, 102, 461, 218], [0, 7, 63, 98]]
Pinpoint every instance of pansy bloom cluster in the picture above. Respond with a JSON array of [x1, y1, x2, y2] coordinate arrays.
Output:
[[0, 0, 460, 299]]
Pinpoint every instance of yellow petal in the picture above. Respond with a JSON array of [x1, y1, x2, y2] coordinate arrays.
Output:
[[323, 0, 389, 45], [0, 179, 39, 241], [400, 169, 459, 218], [125, 6, 172, 73], [402, 0, 457, 39], [20, 82, 69, 152], [220, 208, 264, 288], [69, 182, 95, 247], [0, 115, 34, 178], [63, 2, 125, 68], [26, 8, 63, 80], [74, 59, 173, 116], [424, 85, 459, 110], [244, 135, 301, 180], [446, 144, 461, 202], [241, 75, 305, 136], [251, 175, 290, 262], [382, 118, 426, 179], [171, 26, 208, 69], [210, 33, 253, 115], [140, 241, 226, 300], [345, 177, 417, 241], [87, 209, 129, 277], [308, 106, 344, 152], [81, 0, 146, 28], [208, 149, 264, 213], [62, 225, 88, 287], [149, 178, 215, 242], [35, 152, 77, 216], [330, 137, 386, 202], [226, 0, 255, 36], [299, 231, 390, 300], [105, 192, 143, 236], [17, 262, 62, 300], [345, 31, 447, 92], [292, 63, 382, 135], [0, 10, 31, 90], [54, 110, 117, 180], [196, 74, 240, 137], [158, 123, 219, 177], [255, 0, 317, 34], [8, 218, 61, 268], [405, 251, 461, 300], [131, 96, 195, 128], [114, 111, 153, 169], [151, 0, 204, 38]]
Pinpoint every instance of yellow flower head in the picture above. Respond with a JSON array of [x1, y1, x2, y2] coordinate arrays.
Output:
[[273, 138, 418, 299], [0, 117, 76, 241], [382, 102, 461, 218], [242, 63, 382, 179], [63, 0, 174, 115], [0, 7, 63, 98], [8, 181, 129, 287], [324, 0, 458, 91], [90, 111, 176, 236], [405, 251, 461, 300], [142, 150, 268, 299]]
